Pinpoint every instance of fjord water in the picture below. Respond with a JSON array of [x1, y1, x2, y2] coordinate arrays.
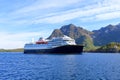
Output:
[[0, 52, 120, 80]]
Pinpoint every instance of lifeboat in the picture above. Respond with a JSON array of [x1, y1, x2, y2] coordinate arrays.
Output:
[[36, 41, 48, 44]]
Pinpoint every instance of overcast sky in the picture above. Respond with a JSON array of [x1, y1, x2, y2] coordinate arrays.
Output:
[[0, 0, 120, 49]]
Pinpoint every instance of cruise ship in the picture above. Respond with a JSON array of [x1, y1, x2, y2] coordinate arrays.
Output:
[[24, 35, 83, 54]]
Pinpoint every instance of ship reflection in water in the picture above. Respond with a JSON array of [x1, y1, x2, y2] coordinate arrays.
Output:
[[24, 35, 83, 54], [0, 53, 120, 80]]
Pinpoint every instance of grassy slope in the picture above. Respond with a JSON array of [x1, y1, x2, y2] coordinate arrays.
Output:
[[0, 48, 23, 52]]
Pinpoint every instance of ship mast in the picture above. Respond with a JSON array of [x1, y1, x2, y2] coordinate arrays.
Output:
[[32, 38, 35, 43]]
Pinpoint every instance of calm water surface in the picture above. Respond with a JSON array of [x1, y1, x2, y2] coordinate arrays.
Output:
[[0, 52, 120, 80]]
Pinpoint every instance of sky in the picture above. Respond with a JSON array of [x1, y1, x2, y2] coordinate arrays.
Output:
[[0, 0, 120, 49]]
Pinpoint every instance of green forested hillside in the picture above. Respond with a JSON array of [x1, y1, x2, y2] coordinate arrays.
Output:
[[0, 48, 23, 52], [96, 42, 120, 53]]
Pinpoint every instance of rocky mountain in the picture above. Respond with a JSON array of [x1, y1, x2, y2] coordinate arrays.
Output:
[[48, 23, 120, 51], [48, 24, 95, 50], [48, 29, 64, 38], [92, 23, 120, 46]]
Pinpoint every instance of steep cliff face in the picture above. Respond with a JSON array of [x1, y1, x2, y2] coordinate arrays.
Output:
[[48, 29, 64, 39], [92, 23, 120, 46], [60, 24, 92, 40], [48, 24, 95, 50]]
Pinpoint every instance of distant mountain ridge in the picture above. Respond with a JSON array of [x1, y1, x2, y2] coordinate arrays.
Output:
[[92, 23, 120, 46], [48, 23, 120, 50]]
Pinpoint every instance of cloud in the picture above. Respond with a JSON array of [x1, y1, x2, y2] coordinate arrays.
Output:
[[0, 31, 48, 49], [13, 0, 82, 14], [12, 0, 82, 17], [81, 11, 120, 22], [33, 9, 82, 24], [0, 0, 83, 26], [1, 0, 120, 26], [95, 11, 120, 21], [33, 2, 120, 24]]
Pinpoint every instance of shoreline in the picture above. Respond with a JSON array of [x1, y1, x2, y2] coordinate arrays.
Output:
[[0, 49, 120, 53]]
